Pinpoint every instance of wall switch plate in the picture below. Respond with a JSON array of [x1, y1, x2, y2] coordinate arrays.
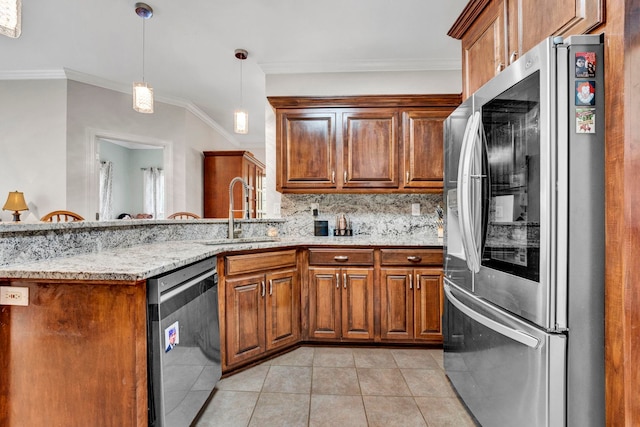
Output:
[[411, 203, 420, 216], [0, 286, 29, 306]]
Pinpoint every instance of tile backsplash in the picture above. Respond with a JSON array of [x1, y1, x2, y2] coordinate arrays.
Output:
[[280, 193, 443, 238]]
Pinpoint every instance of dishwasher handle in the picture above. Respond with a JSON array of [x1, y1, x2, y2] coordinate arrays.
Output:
[[444, 280, 540, 349], [160, 269, 217, 303]]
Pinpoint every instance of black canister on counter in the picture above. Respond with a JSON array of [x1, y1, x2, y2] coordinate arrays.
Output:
[[314, 220, 329, 236]]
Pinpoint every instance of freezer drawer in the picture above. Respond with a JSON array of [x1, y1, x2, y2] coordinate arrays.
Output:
[[443, 280, 566, 427]]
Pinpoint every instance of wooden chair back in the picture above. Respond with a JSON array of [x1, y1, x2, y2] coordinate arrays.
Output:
[[167, 212, 200, 219], [41, 210, 85, 222]]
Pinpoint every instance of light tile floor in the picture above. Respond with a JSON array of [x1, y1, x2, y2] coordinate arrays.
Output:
[[195, 346, 477, 427]]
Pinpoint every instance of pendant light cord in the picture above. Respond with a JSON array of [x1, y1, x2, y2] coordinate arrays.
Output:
[[142, 19, 146, 83], [239, 58, 243, 108]]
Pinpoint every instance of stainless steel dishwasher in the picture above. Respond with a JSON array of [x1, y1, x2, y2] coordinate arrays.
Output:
[[147, 256, 220, 427]]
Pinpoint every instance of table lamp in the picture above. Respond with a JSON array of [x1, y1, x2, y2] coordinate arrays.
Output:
[[3, 191, 29, 222]]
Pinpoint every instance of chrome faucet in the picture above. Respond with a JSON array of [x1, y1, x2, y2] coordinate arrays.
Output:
[[228, 176, 250, 239]]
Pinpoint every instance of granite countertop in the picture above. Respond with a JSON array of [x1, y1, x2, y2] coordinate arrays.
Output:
[[0, 235, 443, 282]]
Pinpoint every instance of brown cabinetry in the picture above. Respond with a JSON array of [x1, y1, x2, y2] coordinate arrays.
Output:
[[203, 150, 265, 218], [342, 109, 399, 188], [307, 248, 375, 341], [0, 279, 147, 427], [449, 0, 604, 99], [277, 111, 337, 189], [222, 250, 299, 369], [379, 249, 444, 343], [269, 96, 460, 193], [402, 109, 449, 189]]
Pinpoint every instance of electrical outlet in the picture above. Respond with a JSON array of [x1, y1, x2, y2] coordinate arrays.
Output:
[[411, 203, 420, 216], [0, 286, 29, 306]]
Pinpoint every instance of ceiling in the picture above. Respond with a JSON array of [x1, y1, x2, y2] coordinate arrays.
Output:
[[0, 0, 468, 150]]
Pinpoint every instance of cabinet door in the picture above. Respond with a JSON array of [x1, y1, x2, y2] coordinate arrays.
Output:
[[342, 110, 399, 188], [402, 110, 447, 189], [265, 269, 300, 351], [516, 0, 604, 58], [308, 267, 341, 340], [225, 273, 266, 366], [278, 111, 337, 190], [414, 269, 443, 342], [380, 268, 413, 340], [341, 267, 375, 340], [461, 0, 507, 99]]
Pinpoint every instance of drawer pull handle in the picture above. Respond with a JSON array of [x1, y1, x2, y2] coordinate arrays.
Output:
[[407, 256, 422, 263], [269, 279, 273, 295], [344, 170, 348, 184], [334, 255, 349, 262], [343, 273, 347, 289], [416, 274, 421, 290], [406, 171, 410, 183], [336, 273, 340, 288], [332, 170, 335, 184], [261, 280, 265, 297], [409, 274, 413, 289]]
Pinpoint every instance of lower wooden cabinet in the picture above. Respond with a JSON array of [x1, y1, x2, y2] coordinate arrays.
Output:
[[308, 266, 375, 341], [379, 248, 444, 343], [222, 250, 299, 370], [221, 246, 443, 372], [380, 268, 443, 343]]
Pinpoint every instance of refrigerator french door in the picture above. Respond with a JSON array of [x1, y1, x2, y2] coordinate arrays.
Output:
[[443, 35, 605, 427]]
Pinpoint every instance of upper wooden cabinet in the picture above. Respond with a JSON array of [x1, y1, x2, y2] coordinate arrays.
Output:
[[278, 111, 337, 189], [449, 0, 605, 99], [203, 150, 265, 219], [342, 109, 399, 188], [269, 95, 460, 193], [402, 109, 449, 189]]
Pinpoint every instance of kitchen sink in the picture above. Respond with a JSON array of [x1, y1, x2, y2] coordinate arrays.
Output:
[[199, 236, 280, 245]]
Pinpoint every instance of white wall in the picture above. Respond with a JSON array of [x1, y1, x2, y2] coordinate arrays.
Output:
[[0, 79, 67, 221], [266, 70, 462, 96], [263, 69, 462, 217], [0, 78, 236, 221]]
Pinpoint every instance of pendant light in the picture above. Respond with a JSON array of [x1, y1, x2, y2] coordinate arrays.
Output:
[[0, 0, 21, 38], [234, 49, 249, 134], [133, 3, 154, 114]]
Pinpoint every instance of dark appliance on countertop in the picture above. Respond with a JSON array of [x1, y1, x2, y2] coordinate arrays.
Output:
[[443, 35, 604, 427], [147, 256, 220, 427]]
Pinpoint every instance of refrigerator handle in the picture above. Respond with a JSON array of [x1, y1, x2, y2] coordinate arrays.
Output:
[[444, 281, 540, 349], [457, 112, 482, 273]]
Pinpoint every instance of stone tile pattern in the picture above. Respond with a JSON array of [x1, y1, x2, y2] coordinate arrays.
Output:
[[195, 346, 477, 427], [280, 193, 444, 238], [0, 219, 283, 268]]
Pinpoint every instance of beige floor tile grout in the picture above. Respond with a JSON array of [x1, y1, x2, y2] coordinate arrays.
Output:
[[199, 346, 473, 426]]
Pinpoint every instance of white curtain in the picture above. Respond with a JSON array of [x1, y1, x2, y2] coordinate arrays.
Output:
[[99, 161, 114, 220], [143, 167, 165, 219]]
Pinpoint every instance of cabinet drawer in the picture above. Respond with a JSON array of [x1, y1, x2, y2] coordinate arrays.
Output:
[[379, 249, 443, 266], [308, 248, 374, 266], [225, 250, 297, 275]]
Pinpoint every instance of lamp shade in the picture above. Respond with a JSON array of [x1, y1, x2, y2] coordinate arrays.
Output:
[[133, 82, 154, 113], [0, 0, 21, 38], [3, 191, 28, 212], [234, 109, 249, 134]]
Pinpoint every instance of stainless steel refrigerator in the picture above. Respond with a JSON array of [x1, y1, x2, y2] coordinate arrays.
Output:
[[443, 34, 605, 427]]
